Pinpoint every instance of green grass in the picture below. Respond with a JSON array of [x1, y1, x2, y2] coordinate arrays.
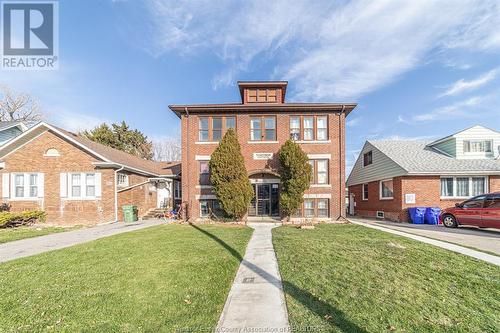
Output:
[[0, 226, 80, 244], [0, 224, 252, 332], [273, 224, 500, 333]]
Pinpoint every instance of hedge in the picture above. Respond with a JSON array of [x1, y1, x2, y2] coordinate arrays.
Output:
[[0, 211, 46, 228]]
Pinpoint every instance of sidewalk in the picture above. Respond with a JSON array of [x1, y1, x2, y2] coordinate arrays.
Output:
[[0, 220, 164, 263], [217, 222, 289, 332], [349, 218, 500, 266]]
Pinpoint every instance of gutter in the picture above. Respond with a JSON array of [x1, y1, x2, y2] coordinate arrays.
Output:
[[114, 166, 125, 222], [338, 105, 345, 220]]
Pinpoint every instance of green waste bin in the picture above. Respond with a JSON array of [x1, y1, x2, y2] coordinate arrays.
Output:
[[122, 205, 138, 222]]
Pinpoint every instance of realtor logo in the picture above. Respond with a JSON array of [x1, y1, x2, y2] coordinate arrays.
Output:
[[1, 1, 58, 70]]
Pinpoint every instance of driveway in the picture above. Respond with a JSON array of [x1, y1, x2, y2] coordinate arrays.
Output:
[[0, 220, 165, 263], [350, 217, 500, 256]]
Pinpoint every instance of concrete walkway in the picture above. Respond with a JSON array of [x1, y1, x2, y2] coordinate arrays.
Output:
[[349, 218, 500, 266], [0, 220, 164, 263], [217, 222, 289, 332]]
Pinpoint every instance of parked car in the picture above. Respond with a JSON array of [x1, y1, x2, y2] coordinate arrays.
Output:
[[440, 193, 500, 229]]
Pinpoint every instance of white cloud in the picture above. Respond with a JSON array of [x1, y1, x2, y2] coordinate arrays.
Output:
[[438, 68, 498, 98], [406, 95, 488, 122], [139, 0, 500, 100]]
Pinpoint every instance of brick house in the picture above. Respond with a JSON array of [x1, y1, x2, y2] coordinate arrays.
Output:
[[347, 125, 500, 222], [169, 81, 356, 222], [0, 122, 181, 225]]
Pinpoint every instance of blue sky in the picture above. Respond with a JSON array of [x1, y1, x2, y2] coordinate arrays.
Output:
[[2, 0, 500, 171]]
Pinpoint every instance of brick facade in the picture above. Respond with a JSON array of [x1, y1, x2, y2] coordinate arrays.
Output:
[[0, 131, 115, 225], [173, 81, 355, 222], [0, 127, 178, 225], [349, 175, 500, 222]]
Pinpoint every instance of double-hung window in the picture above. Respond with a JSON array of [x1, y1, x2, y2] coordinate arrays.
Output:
[[362, 184, 369, 200], [290, 117, 300, 140], [199, 161, 210, 185], [317, 199, 329, 217], [11, 173, 42, 199], [67, 173, 99, 199], [440, 176, 487, 198], [379, 179, 394, 199], [15, 174, 24, 198], [309, 160, 329, 185], [289, 115, 328, 141], [304, 200, 314, 217], [296, 199, 330, 218], [198, 116, 236, 142], [250, 116, 276, 141], [463, 140, 493, 153]]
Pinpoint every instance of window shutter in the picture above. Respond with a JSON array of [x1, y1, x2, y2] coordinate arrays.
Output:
[[37, 173, 44, 198], [2, 173, 10, 199], [60, 173, 67, 198], [95, 173, 102, 197], [463, 141, 470, 153]]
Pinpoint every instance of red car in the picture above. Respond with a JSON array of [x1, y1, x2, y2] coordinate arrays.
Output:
[[440, 193, 500, 229]]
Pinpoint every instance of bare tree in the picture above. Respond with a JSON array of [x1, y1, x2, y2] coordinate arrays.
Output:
[[152, 137, 181, 161], [0, 85, 42, 122]]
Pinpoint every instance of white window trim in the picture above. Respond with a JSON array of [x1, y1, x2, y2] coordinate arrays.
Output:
[[440, 176, 488, 199], [379, 179, 394, 200], [117, 173, 129, 188], [463, 140, 494, 154], [195, 141, 219, 145], [174, 181, 182, 199], [362, 183, 369, 201], [67, 172, 100, 200], [10, 173, 42, 201]]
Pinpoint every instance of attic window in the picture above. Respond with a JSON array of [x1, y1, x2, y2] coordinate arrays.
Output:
[[363, 151, 373, 166], [247, 88, 278, 103], [44, 148, 60, 157]]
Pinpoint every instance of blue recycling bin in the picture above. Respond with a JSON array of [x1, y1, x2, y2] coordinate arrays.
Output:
[[424, 207, 441, 225], [408, 207, 426, 224]]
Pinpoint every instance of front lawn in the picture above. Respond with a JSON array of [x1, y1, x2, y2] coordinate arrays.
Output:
[[0, 224, 252, 332], [273, 224, 500, 333], [0, 226, 80, 244]]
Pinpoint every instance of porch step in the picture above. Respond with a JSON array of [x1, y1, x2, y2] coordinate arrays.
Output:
[[142, 208, 170, 220]]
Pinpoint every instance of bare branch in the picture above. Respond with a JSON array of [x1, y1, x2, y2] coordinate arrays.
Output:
[[152, 137, 181, 162], [0, 85, 42, 123]]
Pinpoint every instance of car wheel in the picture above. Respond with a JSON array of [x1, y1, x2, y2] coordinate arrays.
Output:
[[442, 214, 457, 228]]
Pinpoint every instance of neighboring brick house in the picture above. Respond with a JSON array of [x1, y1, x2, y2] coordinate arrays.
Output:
[[169, 81, 356, 222], [0, 122, 181, 225], [347, 125, 500, 222]]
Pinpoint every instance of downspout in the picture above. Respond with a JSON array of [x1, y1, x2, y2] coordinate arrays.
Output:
[[114, 165, 125, 222], [337, 105, 346, 220], [185, 107, 190, 221]]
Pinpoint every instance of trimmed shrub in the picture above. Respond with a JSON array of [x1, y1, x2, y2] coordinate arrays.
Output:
[[209, 129, 253, 220], [0, 211, 46, 228], [278, 140, 313, 219]]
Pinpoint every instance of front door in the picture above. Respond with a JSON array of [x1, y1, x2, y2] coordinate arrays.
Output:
[[249, 183, 279, 216], [157, 183, 170, 208]]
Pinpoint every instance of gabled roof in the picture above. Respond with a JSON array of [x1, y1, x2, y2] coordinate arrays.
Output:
[[368, 140, 500, 174], [0, 122, 180, 177], [0, 121, 28, 132], [427, 125, 500, 147]]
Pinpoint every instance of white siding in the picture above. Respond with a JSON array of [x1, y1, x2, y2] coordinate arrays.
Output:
[[347, 141, 407, 186], [453, 125, 500, 160]]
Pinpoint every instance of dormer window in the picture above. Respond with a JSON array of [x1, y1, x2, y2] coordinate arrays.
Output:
[[463, 140, 492, 153], [247, 88, 278, 103]]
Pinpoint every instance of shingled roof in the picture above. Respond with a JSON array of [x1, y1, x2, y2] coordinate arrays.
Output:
[[0, 122, 180, 177], [369, 140, 500, 174]]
